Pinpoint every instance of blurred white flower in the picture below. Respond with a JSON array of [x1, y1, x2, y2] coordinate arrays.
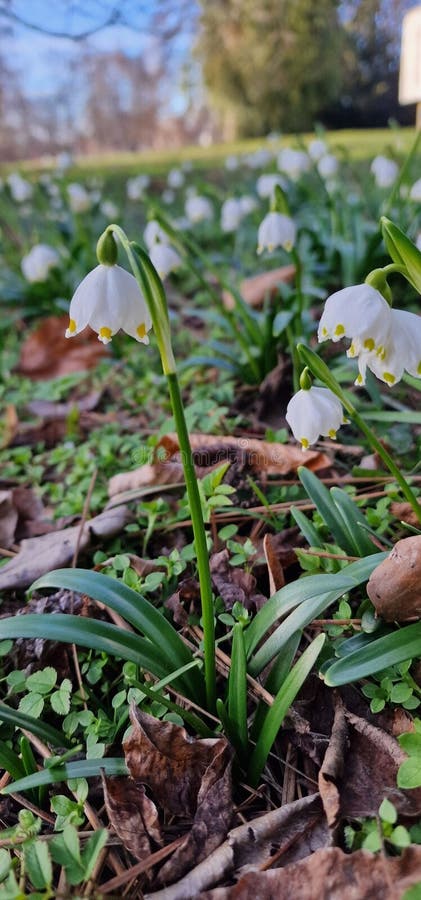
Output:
[[167, 168, 185, 189], [67, 183, 91, 213], [225, 155, 239, 171], [277, 148, 309, 179], [257, 211, 296, 253], [56, 151, 73, 172], [185, 194, 213, 223], [370, 156, 398, 188], [308, 139, 328, 161], [240, 195, 257, 215], [286, 387, 345, 449], [221, 198, 244, 232], [150, 242, 182, 279], [7, 173, 33, 203], [143, 219, 169, 249], [21, 244, 60, 283], [246, 148, 272, 169], [100, 200, 119, 219], [162, 189, 175, 205], [318, 284, 391, 354], [256, 173, 286, 199], [317, 154, 339, 179], [126, 174, 150, 201], [409, 178, 421, 202], [65, 264, 151, 344]]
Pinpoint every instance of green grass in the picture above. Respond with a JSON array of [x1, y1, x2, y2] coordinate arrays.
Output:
[[6, 127, 418, 178]]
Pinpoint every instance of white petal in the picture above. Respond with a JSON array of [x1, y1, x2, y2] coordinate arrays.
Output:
[[318, 284, 391, 350]]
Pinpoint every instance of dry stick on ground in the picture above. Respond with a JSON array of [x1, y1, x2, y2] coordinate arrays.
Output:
[[100, 836, 186, 896]]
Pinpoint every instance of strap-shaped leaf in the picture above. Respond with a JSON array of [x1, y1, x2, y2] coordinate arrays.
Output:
[[31, 569, 201, 703], [0, 701, 72, 747], [1, 757, 128, 795], [324, 622, 421, 686]]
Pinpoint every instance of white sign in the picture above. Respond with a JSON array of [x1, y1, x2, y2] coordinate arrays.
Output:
[[399, 5, 421, 104]]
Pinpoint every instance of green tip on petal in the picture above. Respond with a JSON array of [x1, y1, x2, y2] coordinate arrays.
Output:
[[96, 230, 118, 266]]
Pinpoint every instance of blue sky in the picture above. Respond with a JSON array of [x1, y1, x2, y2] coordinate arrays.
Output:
[[2, 1, 196, 106]]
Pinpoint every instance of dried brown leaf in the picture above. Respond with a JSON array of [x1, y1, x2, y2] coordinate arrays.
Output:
[[199, 845, 421, 900], [1, 404, 18, 449], [0, 505, 132, 590], [123, 706, 233, 884], [102, 774, 162, 860], [367, 535, 421, 621], [263, 533, 285, 594], [0, 491, 19, 549], [159, 433, 330, 476], [222, 265, 296, 310], [17, 315, 109, 379], [210, 549, 266, 612], [26, 391, 102, 420], [318, 695, 348, 829]]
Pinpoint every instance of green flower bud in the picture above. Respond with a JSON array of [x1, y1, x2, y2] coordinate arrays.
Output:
[[96, 229, 118, 266], [270, 184, 290, 216], [299, 366, 313, 390], [381, 217, 421, 293], [365, 268, 393, 305]]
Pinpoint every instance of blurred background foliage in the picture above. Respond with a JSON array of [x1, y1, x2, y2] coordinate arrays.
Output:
[[0, 0, 417, 162]]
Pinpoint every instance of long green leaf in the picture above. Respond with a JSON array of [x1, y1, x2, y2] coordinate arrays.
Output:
[[244, 553, 385, 658], [330, 487, 376, 557], [0, 702, 71, 747], [0, 744, 26, 782], [298, 468, 356, 554], [247, 634, 325, 786], [0, 615, 183, 688], [324, 623, 421, 686], [291, 506, 323, 548], [228, 625, 248, 754], [250, 632, 300, 743], [31, 569, 201, 703], [1, 757, 128, 795]]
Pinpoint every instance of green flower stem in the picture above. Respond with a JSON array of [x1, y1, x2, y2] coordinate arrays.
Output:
[[298, 343, 421, 525], [166, 371, 216, 711], [107, 224, 216, 711]]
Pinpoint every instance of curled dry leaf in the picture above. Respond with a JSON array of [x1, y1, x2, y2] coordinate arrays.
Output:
[[145, 794, 328, 900], [367, 535, 421, 621], [17, 314, 109, 379], [0, 491, 19, 550], [263, 533, 286, 594], [122, 706, 233, 885], [210, 549, 266, 612], [0, 505, 132, 590], [222, 265, 296, 310], [317, 695, 348, 830], [199, 845, 421, 900], [102, 774, 163, 860]]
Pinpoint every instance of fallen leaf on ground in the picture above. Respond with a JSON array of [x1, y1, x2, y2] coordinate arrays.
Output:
[[122, 706, 233, 885], [0, 505, 132, 590], [198, 845, 421, 900], [210, 549, 266, 612], [222, 265, 296, 310], [367, 535, 421, 620], [26, 390, 102, 419], [17, 314, 109, 379], [165, 576, 201, 626], [102, 774, 163, 860], [0, 491, 19, 549], [1, 404, 18, 448], [144, 794, 328, 900], [390, 502, 421, 528], [317, 695, 347, 829], [108, 433, 330, 497]]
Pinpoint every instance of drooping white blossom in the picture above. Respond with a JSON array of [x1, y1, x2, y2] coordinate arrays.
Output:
[[7, 173, 33, 203], [317, 154, 339, 179], [149, 242, 182, 280], [286, 387, 345, 449], [256, 173, 286, 199], [409, 178, 421, 202], [143, 220, 169, 250], [353, 308, 421, 387], [126, 174, 150, 201], [308, 139, 328, 161], [185, 194, 213, 223], [167, 168, 185, 189], [21, 244, 60, 283], [67, 183, 91, 213], [257, 211, 296, 253], [65, 264, 151, 345], [318, 284, 392, 355], [221, 198, 244, 232], [277, 148, 310, 180], [370, 156, 399, 188]]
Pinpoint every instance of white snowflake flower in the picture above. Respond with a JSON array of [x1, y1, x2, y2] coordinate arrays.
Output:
[[65, 264, 151, 344], [286, 387, 346, 449], [257, 211, 296, 253]]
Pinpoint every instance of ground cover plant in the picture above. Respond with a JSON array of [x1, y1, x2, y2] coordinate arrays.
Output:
[[1, 127, 421, 897]]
